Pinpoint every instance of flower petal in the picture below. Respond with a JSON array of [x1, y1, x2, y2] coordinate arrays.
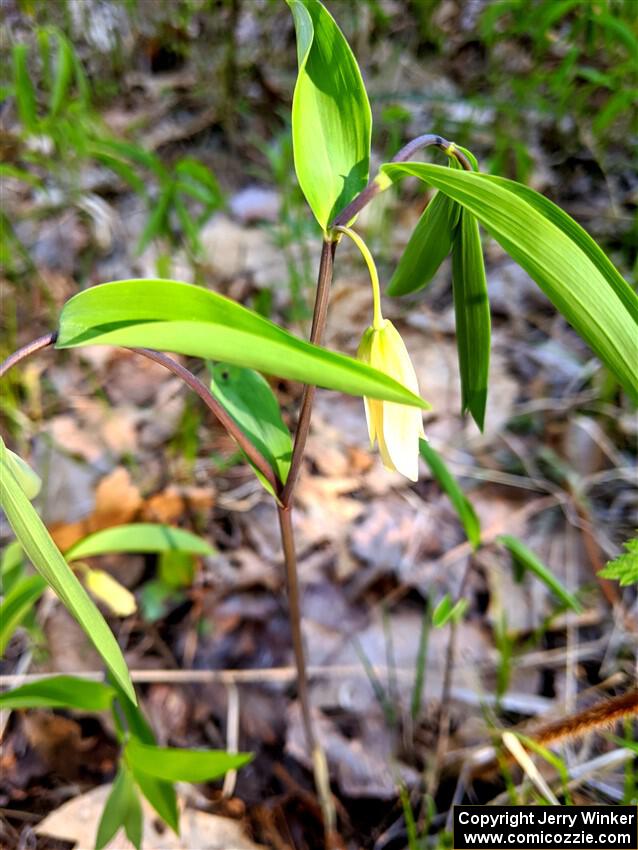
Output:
[[381, 400, 421, 480], [376, 422, 397, 473], [357, 319, 425, 480], [364, 397, 383, 445]]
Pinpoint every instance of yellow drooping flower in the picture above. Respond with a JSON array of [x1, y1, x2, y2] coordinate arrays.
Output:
[[335, 223, 426, 481], [357, 319, 425, 481]]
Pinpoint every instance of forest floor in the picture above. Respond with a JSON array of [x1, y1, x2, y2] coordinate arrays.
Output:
[[1, 2, 636, 848]]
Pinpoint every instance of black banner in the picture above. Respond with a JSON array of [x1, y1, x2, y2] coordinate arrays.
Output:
[[453, 805, 637, 850]]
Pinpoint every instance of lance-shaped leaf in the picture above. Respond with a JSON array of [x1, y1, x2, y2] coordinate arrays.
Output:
[[125, 739, 252, 783], [49, 31, 74, 117], [0, 574, 46, 655], [210, 362, 292, 497], [419, 439, 480, 549], [65, 523, 213, 561], [387, 190, 460, 297], [56, 279, 428, 410], [1, 541, 25, 593], [451, 209, 491, 430], [12, 43, 37, 130], [129, 766, 179, 833], [0, 675, 115, 712], [96, 765, 143, 850], [109, 680, 180, 834], [380, 163, 638, 404], [0, 438, 135, 703], [287, 0, 371, 229], [4, 448, 41, 500], [432, 594, 468, 628], [497, 535, 582, 612]]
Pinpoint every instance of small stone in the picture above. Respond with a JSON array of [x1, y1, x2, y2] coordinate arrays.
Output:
[[229, 186, 281, 224]]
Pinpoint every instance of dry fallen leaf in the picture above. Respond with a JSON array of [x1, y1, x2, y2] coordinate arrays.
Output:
[[36, 783, 265, 850], [51, 466, 142, 551], [82, 567, 138, 617], [93, 467, 143, 527], [47, 415, 104, 463], [142, 485, 215, 524]]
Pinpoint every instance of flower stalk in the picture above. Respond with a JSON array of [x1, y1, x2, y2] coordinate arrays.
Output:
[[334, 225, 383, 330]]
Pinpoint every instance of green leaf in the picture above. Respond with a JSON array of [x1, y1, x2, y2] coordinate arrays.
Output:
[[175, 157, 222, 205], [138, 578, 180, 622], [174, 195, 202, 254], [432, 594, 468, 628], [50, 32, 74, 117], [96, 765, 142, 850], [111, 691, 184, 840], [111, 680, 155, 744], [497, 177, 638, 322], [125, 738, 253, 783], [56, 279, 428, 409], [37, 27, 52, 90], [137, 188, 173, 252], [0, 164, 42, 187], [0, 675, 115, 711], [129, 765, 179, 834], [387, 189, 460, 296], [72, 47, 90, 105], [210, 362, 292, 496], [497, 534, 582, 612], [65, 523, 213, 561], [86, 143, 147, 196], [0, 574, 46, 655], [599, 537, 638, 586], [108, 679, 179, 834], [4, 448, 41, 500], [122, 779, 143, 849], [1, 541, 25, 591], [380, 163, 638, 404], [12, 43, 37, 130], [515, 733, 573, 804], [1, 542, 23, 574], [451, 209, 491, 429], [287, 0, 372, 229], [0, 438, 136, 703], [159, 550, 195, 589], [454, 145, 480, 172], [419, 439, 481, 549], [613, 736, 638, 755], [89, 138, 165, 177]]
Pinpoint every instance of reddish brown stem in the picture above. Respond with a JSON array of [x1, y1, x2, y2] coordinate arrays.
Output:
[[281, 238, 336, 506], [129, 348, 280, 495], [0, 332, 57, 380], [331, 133, 472, 229], [1, 337, 280, 496]]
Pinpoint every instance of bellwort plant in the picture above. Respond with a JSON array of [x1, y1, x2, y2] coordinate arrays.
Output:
[[1, 0, 637, 847]]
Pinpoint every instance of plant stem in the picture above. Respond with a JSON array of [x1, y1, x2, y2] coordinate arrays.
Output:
[[129, 349, 280, 495], [0, 332, 57, 380], [276, 237, 340, 843], [277, 504, 336, 840], [0, 338, 281, 497], [277, 135, 466, 833], [334, 225, 383, 329], [277, 506, 314, 751], [331, 133, 472, 229], [281, 238, 336, 506]]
